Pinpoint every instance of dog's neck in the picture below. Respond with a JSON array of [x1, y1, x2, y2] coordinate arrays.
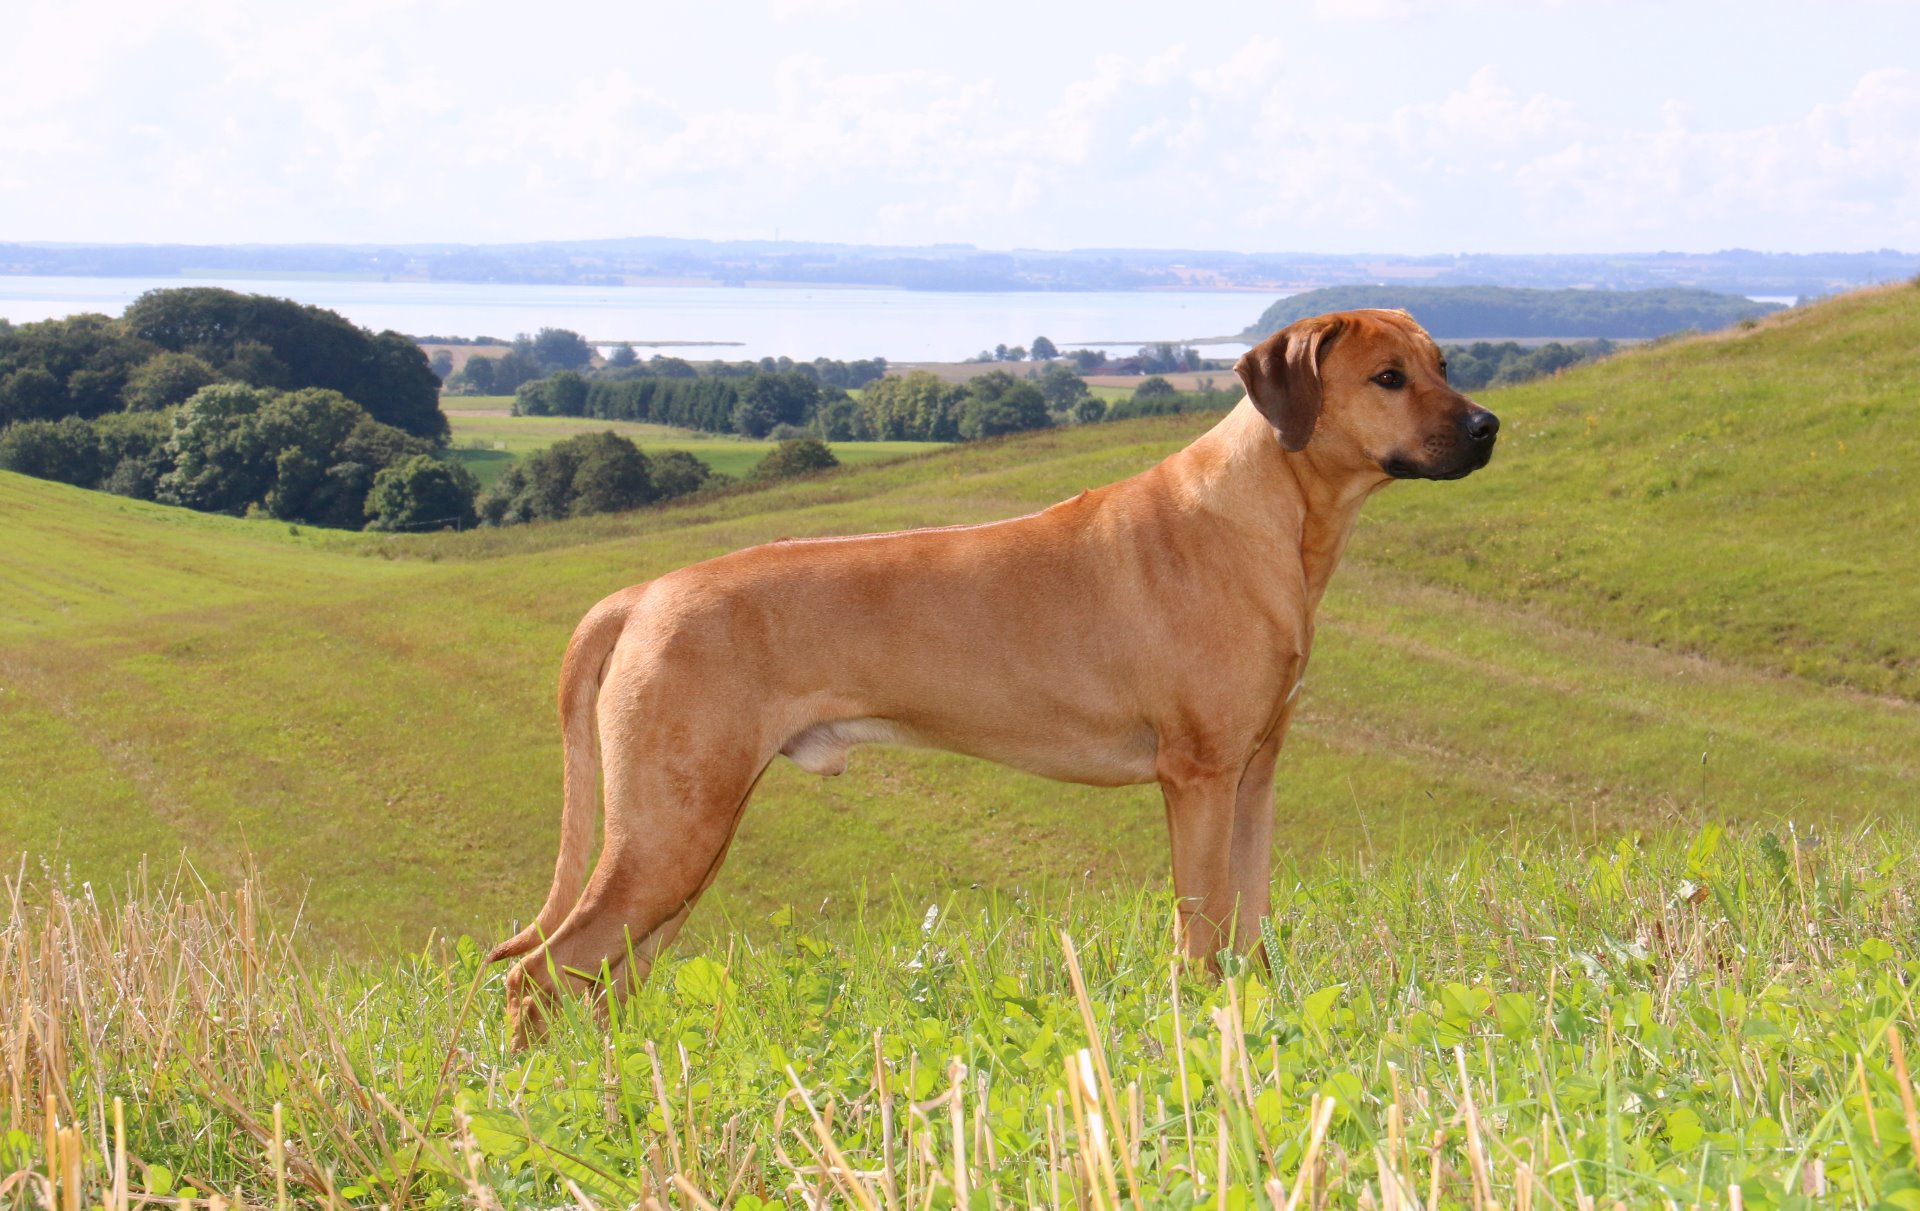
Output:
[[1170, 401, 1390, 613]]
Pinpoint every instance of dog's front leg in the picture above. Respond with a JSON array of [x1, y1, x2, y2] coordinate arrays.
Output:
[[1161, 767, 1244, 969]]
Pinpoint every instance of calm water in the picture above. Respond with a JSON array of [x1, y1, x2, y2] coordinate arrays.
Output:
[[0, 275, 1274, 362]]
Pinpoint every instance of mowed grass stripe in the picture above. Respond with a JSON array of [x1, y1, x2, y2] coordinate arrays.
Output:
[[0, 474, 399, 637]]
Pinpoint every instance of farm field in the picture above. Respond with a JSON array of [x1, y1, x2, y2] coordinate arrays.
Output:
[[441, 410, 944, 485], [2, 285, 1917, 953]]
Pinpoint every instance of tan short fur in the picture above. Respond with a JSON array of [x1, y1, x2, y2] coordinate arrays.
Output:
[[491, 308, 1499, 1041]]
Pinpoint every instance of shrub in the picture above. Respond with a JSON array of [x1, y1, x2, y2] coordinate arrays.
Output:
[[1133, 375, 1177, 401], [753, 436, 838, 480], [0, 416, 102, 486], [365, 456, 479, 531], [651, 449, 714, 501], [567, 432, 655, 516], [478, 431, 667, 524]]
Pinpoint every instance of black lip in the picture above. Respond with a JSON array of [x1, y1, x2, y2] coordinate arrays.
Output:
[[1381, 446, 1494, 481]]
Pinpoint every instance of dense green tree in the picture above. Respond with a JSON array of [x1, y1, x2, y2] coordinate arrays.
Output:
[[223, 340, 292, 389], [0, 313, 155, 420], [154, 383, 277, 513], [649, 356, 698, 378], [428, 349, 455, 380], [531, 327, 593, 371], [1030, 336, 1059, 361], [365, 455, 479, 531], [155, 382, 429, 526], [732, 372, 819, 438], [608, 343, 638, 368], [957, 371, 1051, 439], [490, 348, 542, 394], [1073, 392, 1108, 425], [459, 355, 498, 394], [250, 389, 389, 526], [809, 392, 874, 441], [1133, 376, 1177, 400], [514, 371, 590, 417], [91, 410, 174, 500], [753, 436, 838, 480], [0, 417, 102, 486], [585, 376, 741, 432], [122, 287, 446, 439], [122, 352, 217, 412], [859, 371, 962, 441], [1439, 339, 1614, 390], [0, 366, 66, 424], [1036, 363, 1093, 417]]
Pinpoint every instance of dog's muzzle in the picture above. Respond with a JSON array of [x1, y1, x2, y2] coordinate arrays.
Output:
[[1383, 407, 1499, 481]]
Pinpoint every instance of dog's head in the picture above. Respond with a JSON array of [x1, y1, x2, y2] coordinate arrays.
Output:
[[1235, 309, 1498, 482]]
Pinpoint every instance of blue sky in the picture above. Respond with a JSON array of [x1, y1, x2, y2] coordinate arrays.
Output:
[[4, 0, 1916, 253]]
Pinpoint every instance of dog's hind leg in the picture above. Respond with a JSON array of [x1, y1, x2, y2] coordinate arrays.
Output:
[[506, 732, 766, 1041], [1227, 735, 1281, 962]]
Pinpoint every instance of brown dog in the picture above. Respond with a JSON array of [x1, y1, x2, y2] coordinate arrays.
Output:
[[491, 308, 1497, 1038]]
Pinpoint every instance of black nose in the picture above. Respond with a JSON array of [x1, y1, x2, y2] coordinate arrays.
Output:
[[1464, 408, 1500, 443]]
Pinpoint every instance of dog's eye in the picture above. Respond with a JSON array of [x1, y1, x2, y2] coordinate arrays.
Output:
[[1437, 360, 1448, 379], [1372, 369, 1406, 389]]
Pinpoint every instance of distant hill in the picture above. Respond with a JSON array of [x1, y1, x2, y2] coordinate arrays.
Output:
[[1246, 285, 1784, 340], [5, 240, 1916, 295]]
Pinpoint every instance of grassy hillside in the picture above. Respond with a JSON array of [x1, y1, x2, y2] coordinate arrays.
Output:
[[3, 285, 1916, 953]]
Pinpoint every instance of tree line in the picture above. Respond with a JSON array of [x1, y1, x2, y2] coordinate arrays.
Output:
[[442, 333, 891, 398], [513, 366, 1085, 442], [0, 289, 467, 529]]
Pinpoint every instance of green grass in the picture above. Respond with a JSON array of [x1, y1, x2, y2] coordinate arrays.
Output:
[[441, 393, 518, 413], [7, 286, 1920, 1205], [9, 825, 1920, 1208], [442, 411, 944, 485], [0, 285, 1916, 957]]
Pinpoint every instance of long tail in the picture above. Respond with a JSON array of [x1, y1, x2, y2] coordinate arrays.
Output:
[[488, 590, 639, 963]]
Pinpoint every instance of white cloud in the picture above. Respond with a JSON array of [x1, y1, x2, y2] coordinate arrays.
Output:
[[0, 0, 1916, 252]]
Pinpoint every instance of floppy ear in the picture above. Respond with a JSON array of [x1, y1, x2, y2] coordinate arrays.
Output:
[[1235, 316, 1346, 452]]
